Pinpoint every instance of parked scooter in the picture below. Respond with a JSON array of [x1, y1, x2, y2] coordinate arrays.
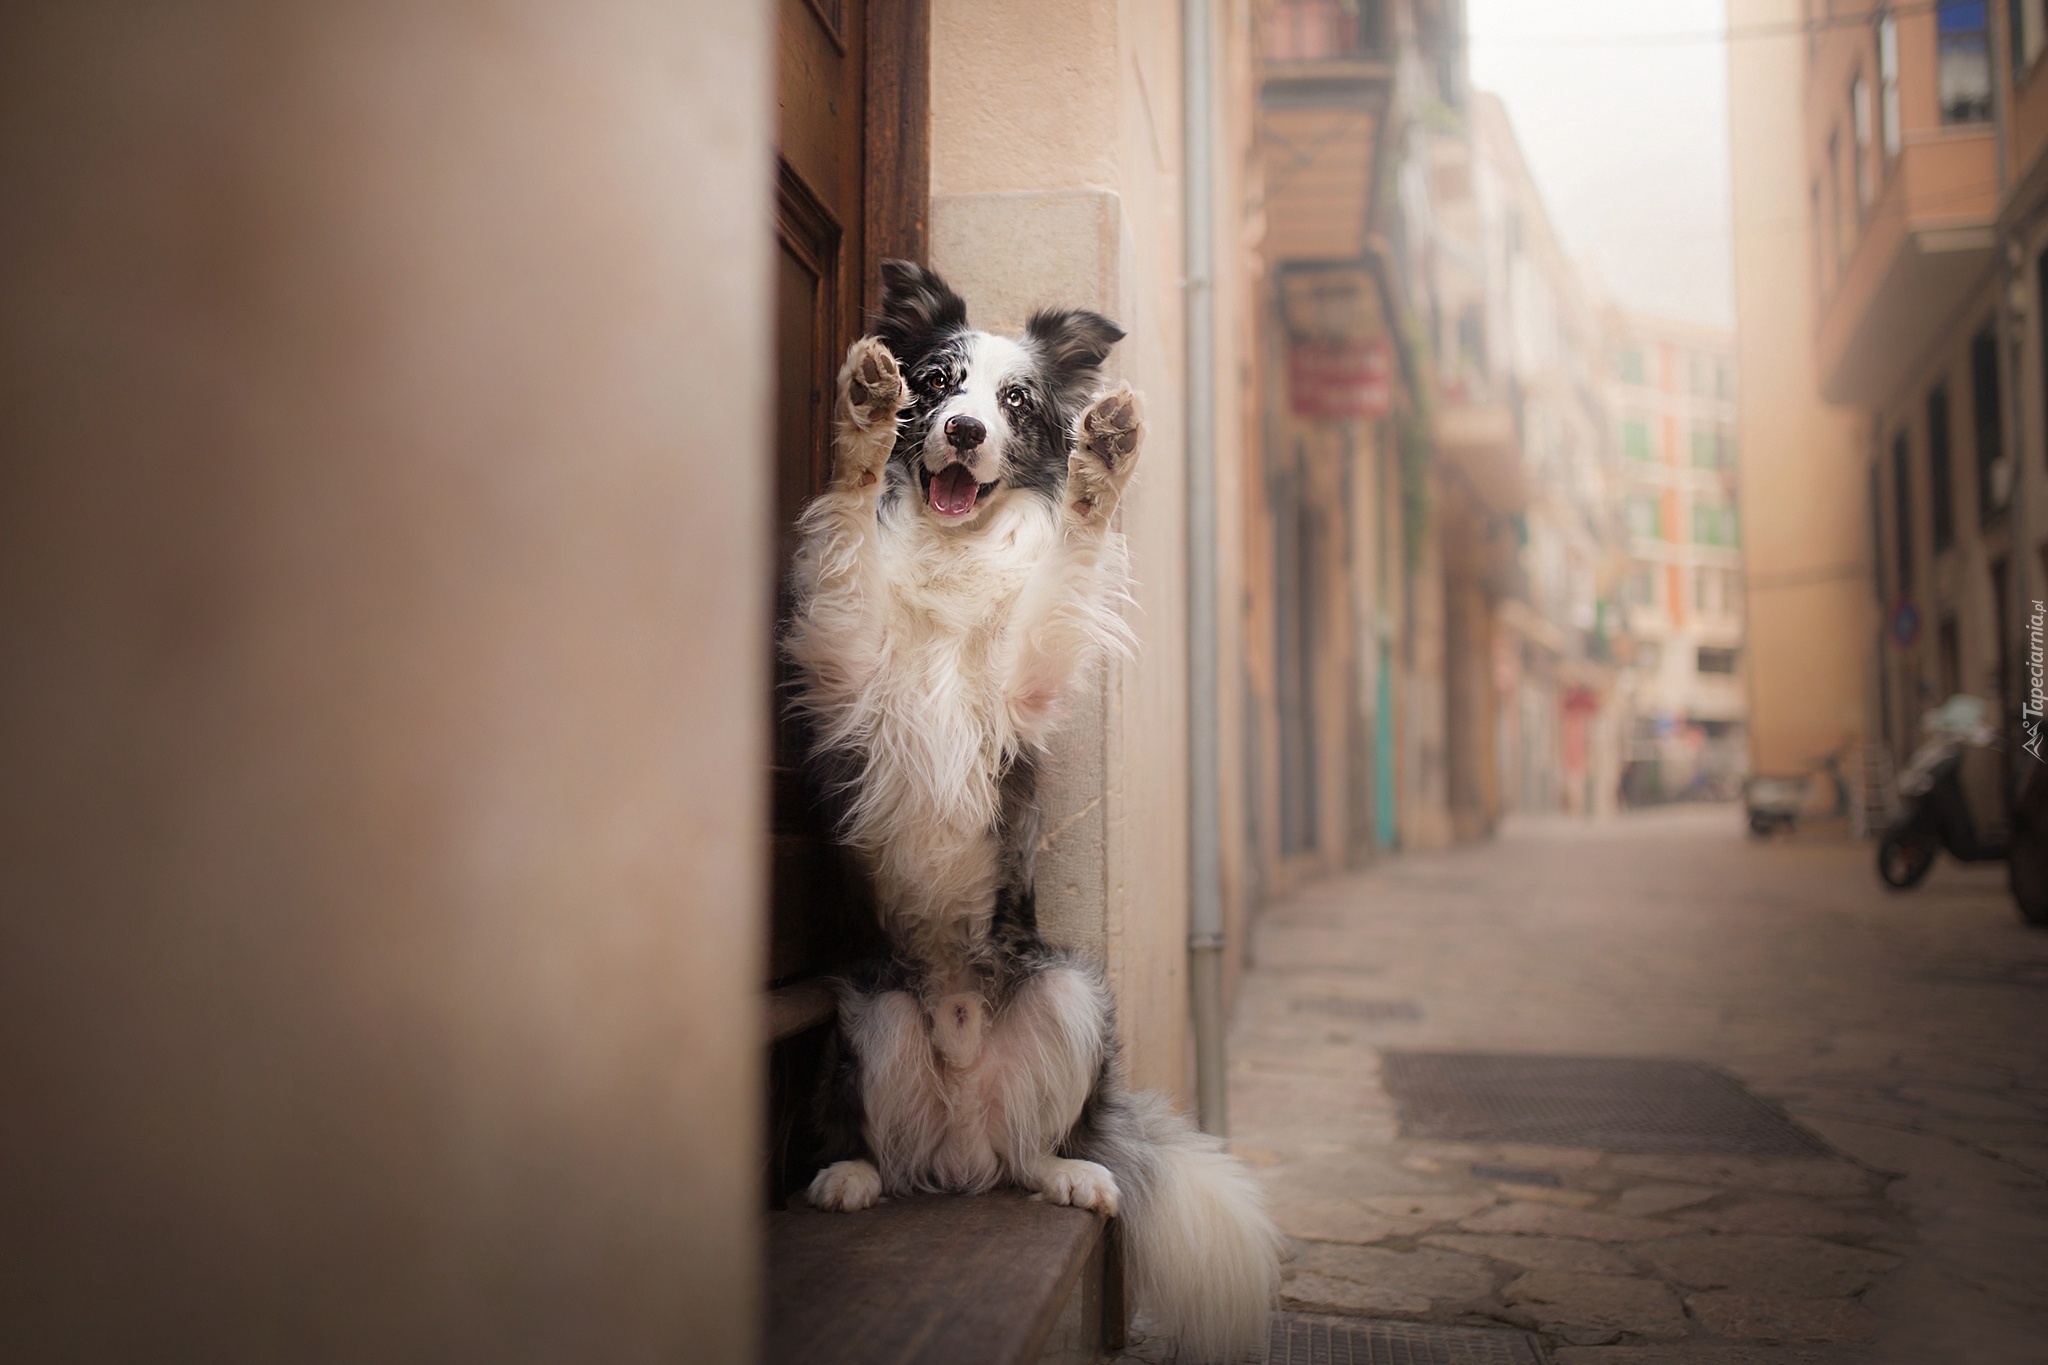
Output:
[[1743, 750, 1847, 837], [1877, 696, 2010, 889]]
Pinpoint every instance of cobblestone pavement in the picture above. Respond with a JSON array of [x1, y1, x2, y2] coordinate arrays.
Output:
[[1119, 804, 2048, 1363]]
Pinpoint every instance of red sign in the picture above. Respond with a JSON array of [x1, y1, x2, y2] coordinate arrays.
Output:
[[1288, 337, 1392, 419]]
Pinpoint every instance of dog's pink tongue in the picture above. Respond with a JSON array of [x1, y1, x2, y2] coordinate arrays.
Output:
[[929, 464, 979, 516]]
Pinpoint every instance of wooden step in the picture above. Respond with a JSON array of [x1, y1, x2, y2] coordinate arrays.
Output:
[[765, 1191, 1124, 1365]]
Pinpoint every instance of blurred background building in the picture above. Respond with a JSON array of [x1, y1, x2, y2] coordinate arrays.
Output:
[[1730, 0, 2045, 825], [1240, 0, 1647, 911], [1607, 313, 1749, 805]]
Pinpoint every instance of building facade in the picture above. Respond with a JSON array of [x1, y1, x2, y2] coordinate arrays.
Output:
[[1238, 0, 1640, 911], [1608, 314, 1748, 803], [1471, 93, 1628, 821], [1728, 0, 1877, 786], [1768, 0, 2047, 817]]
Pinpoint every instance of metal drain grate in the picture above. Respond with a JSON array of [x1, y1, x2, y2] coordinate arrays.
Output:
[[1292, 997, 1423, 1022], [1263, 1314, 1548, 1364], [1379, 1052, 1832, 1157]]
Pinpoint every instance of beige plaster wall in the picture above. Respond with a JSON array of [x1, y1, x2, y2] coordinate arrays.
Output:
[[929, 0, 1197, 1103], [0, 4, 769, 1359], [1729, 0, 1877, 773]]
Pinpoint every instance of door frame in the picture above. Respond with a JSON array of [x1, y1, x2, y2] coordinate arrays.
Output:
[[861, 0, 929, 311]]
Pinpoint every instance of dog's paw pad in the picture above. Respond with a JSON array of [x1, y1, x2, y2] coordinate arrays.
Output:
[[807, 1159, 883, 1212], [1078, 385, 1143, 468], [1037, 1159, 1120, 1217], [842, 337, 907, 429]]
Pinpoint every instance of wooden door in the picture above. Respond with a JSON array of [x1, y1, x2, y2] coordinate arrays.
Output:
[[772, 0, 869, 996], [767, 0, 926, 1201]]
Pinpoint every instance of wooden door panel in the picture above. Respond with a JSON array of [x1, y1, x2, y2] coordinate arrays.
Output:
[[772, 0, 868, 990], [778, 0, 865, 367], [774, 163, 842, 565]]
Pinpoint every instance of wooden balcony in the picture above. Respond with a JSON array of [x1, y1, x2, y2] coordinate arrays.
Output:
[[1257, 0, 1392, 266]]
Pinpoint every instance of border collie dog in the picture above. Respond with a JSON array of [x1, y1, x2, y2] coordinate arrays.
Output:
[[783, 261, 1281, 1362]]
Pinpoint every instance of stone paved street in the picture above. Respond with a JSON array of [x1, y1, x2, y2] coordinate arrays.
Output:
[[1121, 805, 2048, 1363]]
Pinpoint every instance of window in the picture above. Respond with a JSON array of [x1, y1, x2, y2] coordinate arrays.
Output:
[[2016, 0, 2048, 75], [1690, 425, 1718, 468], [1723, 569, 1742, 614], [1892, 429, 1915, 593], [1694, 567, 1713, 613], [1618, 347, 1647, 385], [1697, 647, 1739, 676], [2040, 246, 2048, 479], [1880, 14, 1902, 154], [1970, 324, 2008, 521], [1689, 355, 1712, 396], [1630, 566, 1658, 606], [1456, 304, 1486, 376], [1928, 383, 1956, 551], [1716, 360, 1733, 399], [1810, 181, 1826, 292], [1628, 496, 1663, 541], [1622, 418, 1655, 461], [1692, 499, 1738, 546], [1717, 429, 1737, 469], [1939, 0, 1992, 124], [1827, 130, 1846, 275], [1852, 73, 1874, 207]]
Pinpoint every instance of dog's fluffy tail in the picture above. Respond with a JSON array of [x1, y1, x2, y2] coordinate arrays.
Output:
[[1079, 1087, 1282, 1362]]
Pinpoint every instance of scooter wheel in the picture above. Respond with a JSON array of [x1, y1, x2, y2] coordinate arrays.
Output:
[[1877, 830, 1936, 889], [2011, 764, 2048, 928], [2012, 829, 2048, 927], [1748, 813, 1778, 838]]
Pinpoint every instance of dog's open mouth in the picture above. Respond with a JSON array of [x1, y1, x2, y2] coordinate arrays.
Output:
[[920, 463, 999, 518]]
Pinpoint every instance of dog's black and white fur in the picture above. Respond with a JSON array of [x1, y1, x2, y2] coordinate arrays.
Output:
[[782, 261, 1281, 1362]]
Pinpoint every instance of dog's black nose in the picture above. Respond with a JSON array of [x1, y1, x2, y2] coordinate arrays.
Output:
[[944, 415, 986, 451]]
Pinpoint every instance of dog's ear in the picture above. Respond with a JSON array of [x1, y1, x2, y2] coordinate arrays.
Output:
[[1026, 308, 1126, 386], [875, 259, 968, 354]]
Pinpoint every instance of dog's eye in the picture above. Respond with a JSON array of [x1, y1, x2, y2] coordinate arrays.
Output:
[[920, 369, 949, 395], [1002, 386, 1029, 410]]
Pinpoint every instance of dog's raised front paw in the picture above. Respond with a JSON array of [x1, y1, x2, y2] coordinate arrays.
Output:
[[1034, 1157, 1121, 1217], [832, 337, 908, 491], [841, 337, 907, 430], [1066, 384, 1144, 523], [807, 1159, 883, 1212]]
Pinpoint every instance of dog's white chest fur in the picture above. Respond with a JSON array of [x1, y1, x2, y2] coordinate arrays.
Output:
[[811, 497, 1061, 941]]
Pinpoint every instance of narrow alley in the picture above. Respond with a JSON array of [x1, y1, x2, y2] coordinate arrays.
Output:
[[1134, 809, 2048, 1362]]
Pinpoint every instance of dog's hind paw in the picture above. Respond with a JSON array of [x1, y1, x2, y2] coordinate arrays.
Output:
[[1066, 384, 1143, 524], [1031, 1157, 1120, 1217], [807, 1159, 884, 1212]]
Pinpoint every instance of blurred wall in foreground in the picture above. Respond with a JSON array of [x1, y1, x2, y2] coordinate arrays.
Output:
[[0, 4, 768, 1360], [1727, 0, 1877, 777]]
